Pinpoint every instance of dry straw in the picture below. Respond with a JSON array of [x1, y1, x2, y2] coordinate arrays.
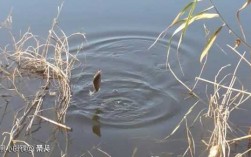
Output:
[[150, 0, 251, 156], [0, 4, 85, 156]]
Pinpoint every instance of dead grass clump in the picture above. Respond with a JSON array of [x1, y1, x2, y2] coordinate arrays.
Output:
[[0, 4, 85, 156], [151, 1, 251, 156]]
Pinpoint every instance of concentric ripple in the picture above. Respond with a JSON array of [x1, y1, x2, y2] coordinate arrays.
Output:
[[69, 31, 181, 128]]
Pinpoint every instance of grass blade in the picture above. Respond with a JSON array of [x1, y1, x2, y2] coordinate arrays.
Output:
[[200, 25, 223, 63], [173, 13, 219, 37], [170, 1, 195, 26]]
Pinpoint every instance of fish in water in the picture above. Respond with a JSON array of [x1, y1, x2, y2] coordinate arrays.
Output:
[[89, 70, 102, 95]]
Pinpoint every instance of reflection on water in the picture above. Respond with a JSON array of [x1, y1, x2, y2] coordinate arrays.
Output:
[[92, 108, 102, 137]]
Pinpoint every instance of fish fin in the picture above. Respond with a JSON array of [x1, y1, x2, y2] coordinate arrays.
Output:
[[89, 90, 95, 96]]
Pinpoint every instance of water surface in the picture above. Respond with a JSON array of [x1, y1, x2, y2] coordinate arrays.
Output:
[[0, 0, 251, 157]]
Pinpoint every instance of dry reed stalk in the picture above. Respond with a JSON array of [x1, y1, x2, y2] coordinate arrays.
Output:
[[97, 148, 112, 157], [248, 128, 251, 156], [160, 30, 251, 157], [182, 119, 195, 157], [198, 50, 250, 157], [0, 4, 86, 157]]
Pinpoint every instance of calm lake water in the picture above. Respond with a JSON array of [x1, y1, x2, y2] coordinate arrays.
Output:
[[0, 0, 251, 157]]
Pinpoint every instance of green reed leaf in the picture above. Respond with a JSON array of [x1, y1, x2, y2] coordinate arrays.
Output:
[[200, 26, 223, 63], [173, 13, 219, 36]]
